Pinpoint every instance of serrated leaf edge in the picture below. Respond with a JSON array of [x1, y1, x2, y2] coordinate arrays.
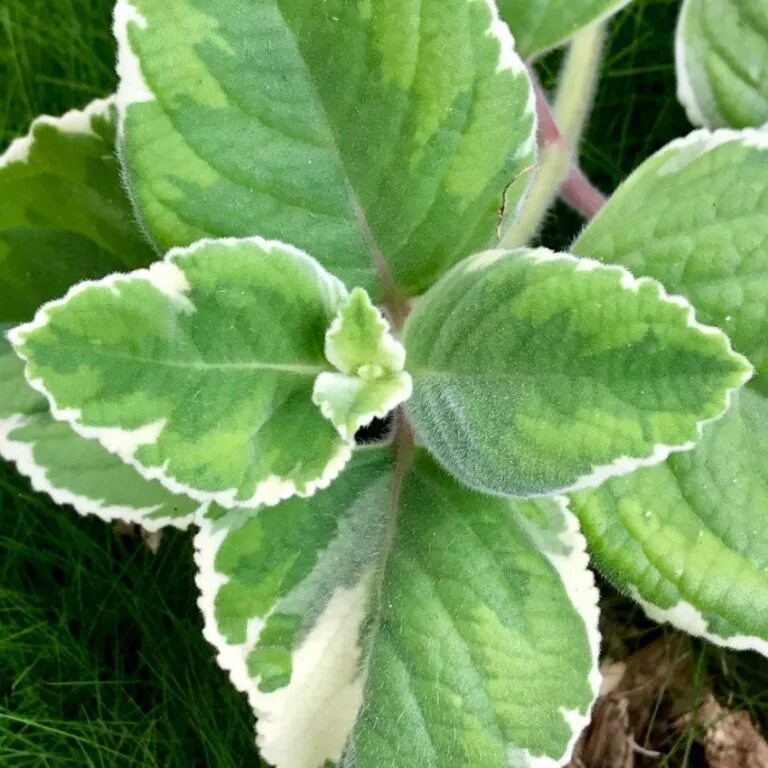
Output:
[[9, 235, 355, 509], [576, 126, 768, 245], [0, 413, 196, 532], [450, 247, 753, 497], [324, 288, 406, 375], [521, 496, 602, 767], [481, 0, 529, 74], [0, 96, 113, 169], [313, 372, 413, 442], [630, 588, 768, 658], [193, 518, 370, 768], [623, 125, 768, 184]]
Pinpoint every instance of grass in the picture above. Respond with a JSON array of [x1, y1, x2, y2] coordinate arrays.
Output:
[[1, 0, 767, 765], [0, 0, 116, 144], [0, 457, 261, 766], [0, 469, 259, 766]]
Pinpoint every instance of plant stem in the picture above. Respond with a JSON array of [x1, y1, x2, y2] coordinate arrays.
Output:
[[501, 22, 607, 248], [562, 165, 606, 220]]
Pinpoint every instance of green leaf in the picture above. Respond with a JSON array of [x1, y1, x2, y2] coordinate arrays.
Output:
[[571, 127, 768, 654], [0, 101, 197, 529], [499, 0, 632, 59], [195, 448, 599, 768], [676, 0, 768, 128], [11, 237, 356, 509], [114, 0, 536, 297], [313, 289, 412, 440], [571, 387, 768, 655], [573, 129, 768, 390], [404, 247, 751, 498], [0, 97, 155, 324]]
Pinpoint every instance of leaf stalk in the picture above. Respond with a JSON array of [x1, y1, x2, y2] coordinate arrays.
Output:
[[501, 22, 607, 248]]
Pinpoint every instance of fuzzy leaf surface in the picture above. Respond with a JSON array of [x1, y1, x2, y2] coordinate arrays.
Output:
[[196, 448, 599, 768], [574, 129, 768, 390], [571, 388, 768, 655], [404, 248, 750, 498], [11, 237, 356, 509], [115, 0, 536, 296], [676, 0, 768, 128], [499, 0, 632, 58]]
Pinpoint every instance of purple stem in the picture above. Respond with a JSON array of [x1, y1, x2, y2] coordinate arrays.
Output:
[[532, 78, 607, 220]]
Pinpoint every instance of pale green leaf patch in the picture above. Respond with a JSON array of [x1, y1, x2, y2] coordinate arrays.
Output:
[[498, 0, 633, 59], [10, 237, 358, 509], [405, 247, 751, 499], [312, 374, 410, 443], [114, 0, 536, 297], [574, 128, 768, 389], [313, 289, 411, 440], [571, 388, 768, 656], [676, 0, 768, 128], [196, 448, 600, 768]]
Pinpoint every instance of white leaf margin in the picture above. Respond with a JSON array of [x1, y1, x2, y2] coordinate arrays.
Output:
[[0, 96, 112, 170], [193, 517, 371, 768], [113, 0, 528, 104], [631, 588, 768, 658], [581, 125, 768, 198], [648, 125, 768, 177], [9, 235, 355, 510], [112, 0, 537, 153], [441, 247, 753, 499], [0, 413, 197, 532], [674, 0, 708, 127], [480, 0, 530, 74], [193, 494, 602, 768], [511, 496, 602, 768]]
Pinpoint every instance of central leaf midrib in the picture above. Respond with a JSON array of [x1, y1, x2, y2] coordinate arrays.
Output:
[[409, 367, 725, 383], [52, 348, 328, 376], [273, 3, 399, 301]]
